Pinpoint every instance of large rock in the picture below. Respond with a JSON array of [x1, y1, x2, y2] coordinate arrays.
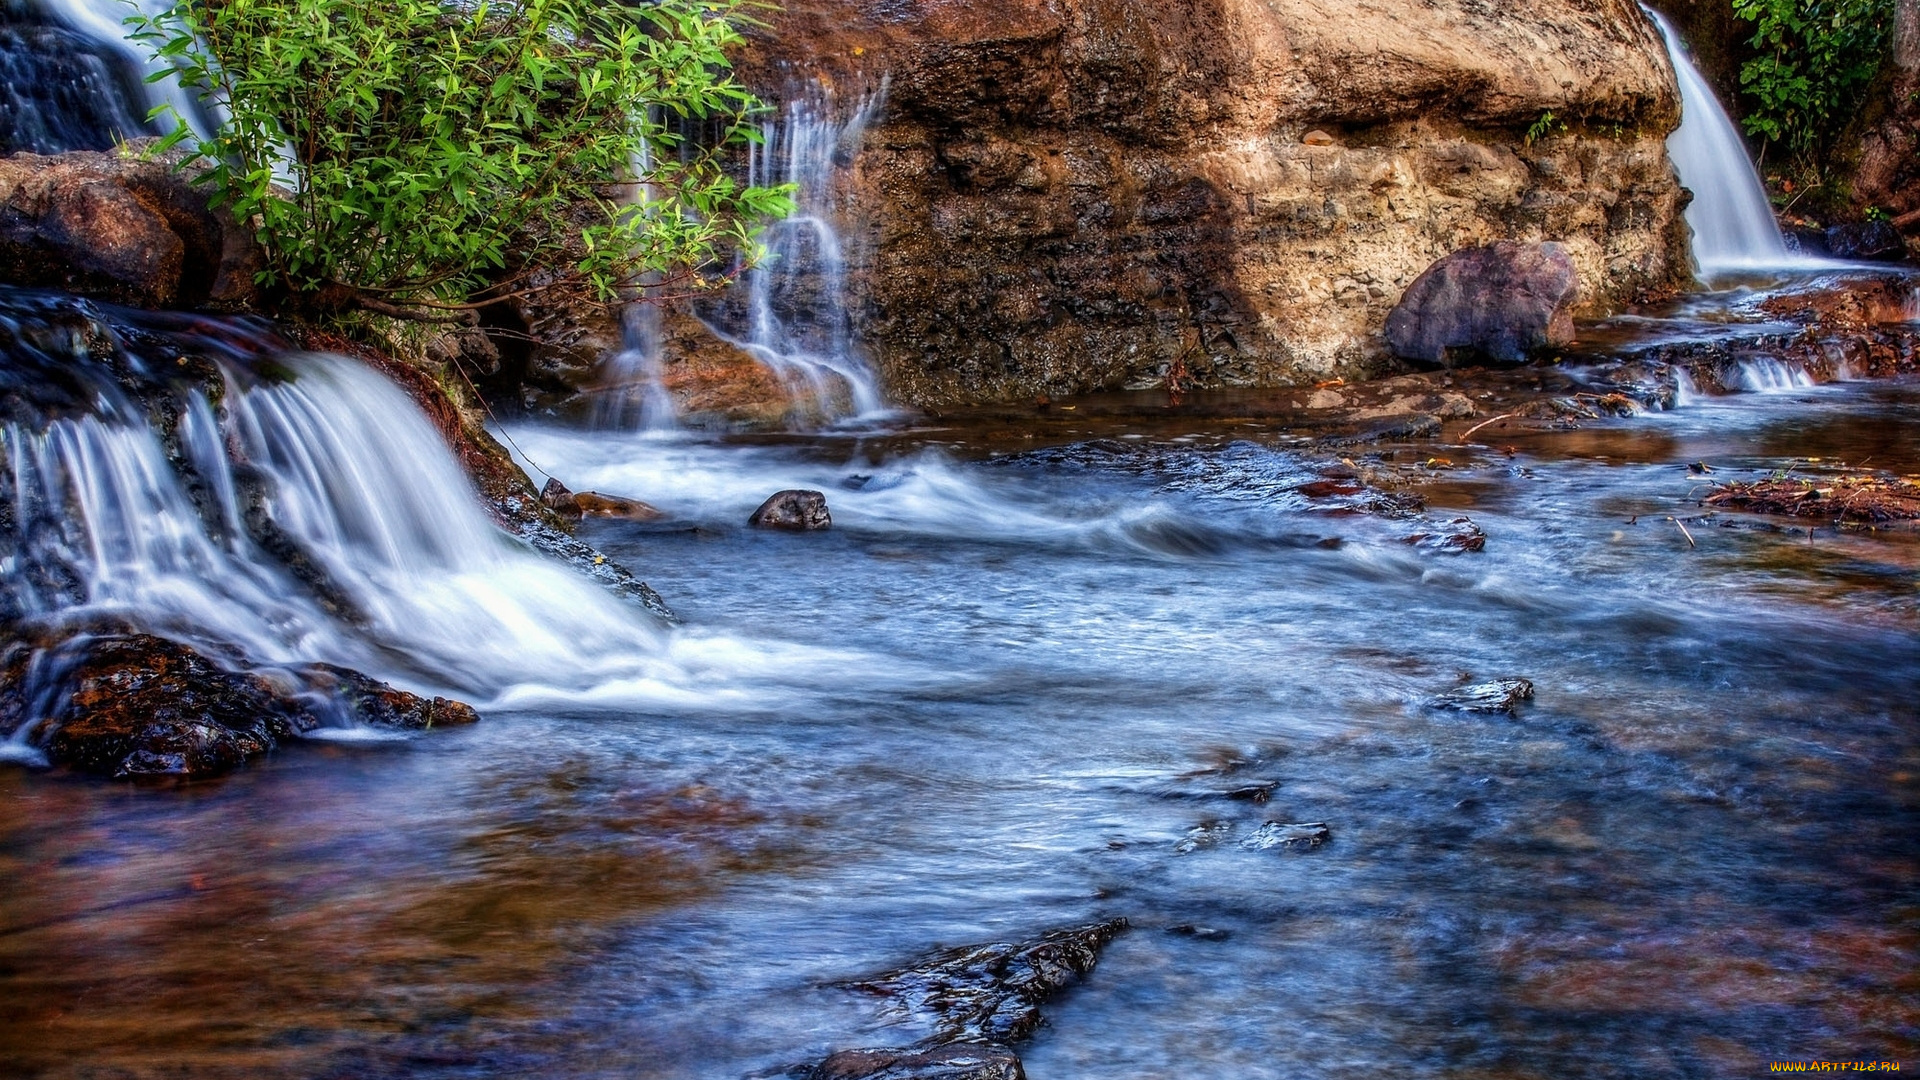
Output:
[[0, 631, 478, 778], [1824, 221, 1908, 262], [0, 142, 261, 309], [1383, 242, 1580, 366], [718, 0, 1690, 406], [750, 489, 833, 530]]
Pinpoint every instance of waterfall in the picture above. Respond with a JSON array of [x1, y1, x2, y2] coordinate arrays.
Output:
[[0, 289, 682, 705], [1643, 7, 1830, 277], [697, 81, 890, 423], [0, 0, 213, 154]]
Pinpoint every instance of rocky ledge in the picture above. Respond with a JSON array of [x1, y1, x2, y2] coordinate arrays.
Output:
[[0, 629, 478, 778]]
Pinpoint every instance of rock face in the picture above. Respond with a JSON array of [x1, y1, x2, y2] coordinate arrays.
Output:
[[1384, 242, 1580, 366], [0, 632, 478, 778], [750, 489, 833, 530], [0, 142, 260, 309], [723, 0, 1690, 407]]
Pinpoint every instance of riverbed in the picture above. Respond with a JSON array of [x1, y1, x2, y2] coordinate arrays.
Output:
[[3, 363, 1915, 1077]]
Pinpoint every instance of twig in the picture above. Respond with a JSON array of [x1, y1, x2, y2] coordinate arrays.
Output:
[[1671, 516, 1696, 549], [1458, 412, 1518, 443]]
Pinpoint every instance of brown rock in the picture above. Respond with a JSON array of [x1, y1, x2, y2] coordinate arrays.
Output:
[[541, 477, 584, 521], [750, 489, 832, 530], [0, 141, 261, 309], [573, 491, 664, 521], [0, 632, 479, 778], [1301, 129, 1336, 146], [1384, 241, 1579, 367], [722, 0, 1689, 406]]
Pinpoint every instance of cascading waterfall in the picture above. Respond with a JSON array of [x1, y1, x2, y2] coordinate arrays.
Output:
[[0, 289, 722, 709], [696, 80, 890, 422], [1643, 7, 1825, 276], [0, 0, 213, 154]]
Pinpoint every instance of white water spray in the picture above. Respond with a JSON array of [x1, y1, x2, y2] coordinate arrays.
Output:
[[1643, 7, 1826, 277]]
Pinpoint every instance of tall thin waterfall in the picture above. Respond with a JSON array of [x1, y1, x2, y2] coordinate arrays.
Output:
[[0, 0, 213, 154], [1643, 7, 1813, 275], [702, 81, 890, 421]]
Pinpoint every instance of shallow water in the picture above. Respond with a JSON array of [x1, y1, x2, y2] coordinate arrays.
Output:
[[3, 366, 1917, 1077]]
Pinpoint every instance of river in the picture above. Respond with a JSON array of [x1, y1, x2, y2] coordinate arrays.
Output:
[[3, 337, 1915, 1076]]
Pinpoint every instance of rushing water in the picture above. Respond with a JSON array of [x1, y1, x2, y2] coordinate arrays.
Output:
[[1644, 7, 1833, 279], [3, 284, 1916, 1074], [0, 0, 213, 154]]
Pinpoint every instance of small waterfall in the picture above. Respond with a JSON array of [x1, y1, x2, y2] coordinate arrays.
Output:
[[1735, 357, 1814, 391], [0, 289, 676, 703], [698, 81, 889, 422], [1644, 8, 1816, 276], [1671, 366, 1700, 407], [0, 0, 213, 154]]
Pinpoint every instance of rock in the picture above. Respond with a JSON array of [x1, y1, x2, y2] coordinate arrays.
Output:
[[1301, 129, 1337, 146], [1783, 226, 1830, 257], [724, 0, 1689, 406], [1238, 821, 1331, 851], [1430, 677, 1535, 714], [0, 142, 262, 309], [1384, 241, 1580, 367], [1165, 924, 1232, 941], [810, 1043, 1024, 1080], [803, 919, 1127, 1080], [1174, 821, 1237, 854], [541, 477, 584, 521], [750, 489, 832, 530], [1403, 516, 1488, 552], [574, 491, 664, 521], [1824, 221, 1909, 262], [0, 631, 479, 778]]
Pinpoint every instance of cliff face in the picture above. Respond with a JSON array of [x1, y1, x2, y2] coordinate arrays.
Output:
[[732, 0, 1692, 406]]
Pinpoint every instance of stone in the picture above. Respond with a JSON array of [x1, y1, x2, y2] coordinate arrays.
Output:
[[1174, 821, 1237, 854], [0, 631, 479, 778], [750, 489, 832, 530], [810, 1044, 1024, 1080], [1824, 221, 1909, 262], [1301, 129, 1337, 146], [1238, 822, 1331, 851], [541, 477, 584, 521], [1384, 241, 1580, 367], [574, 491, 665, 521], [720, 0, 1689, 407], [1430, 677, 1535, 714], [0, 141, 262, 309]]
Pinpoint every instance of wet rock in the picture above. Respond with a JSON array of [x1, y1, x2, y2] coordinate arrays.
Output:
[[1430, 677, 1535, 714], [574, 491, 664, 521], [809, 1043, 1023, 1080], [1403, 516, 1488, 552], [751, 490, 832, 531], [1783, 227, 1830, 257], [804, 919, 1127, 1080], [1824, 221, 1908, 262], [0, 631, 478, 778], [541, 477, 584, 521], [1384, 242, 1580, 367], [1702, 473, 1920, 523], [0, 142, 261, 309], [1238, 821, 1330, 851], [1165, 924, 1232, 941], [1174, 821, 1236, 854]]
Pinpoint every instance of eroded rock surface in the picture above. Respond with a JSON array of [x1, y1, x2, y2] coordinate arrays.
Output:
[[1385, 242, 1580, 367], [722, 0, 1689, 407], [0, 631, 478, 778]]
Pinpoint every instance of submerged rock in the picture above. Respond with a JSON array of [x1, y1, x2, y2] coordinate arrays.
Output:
[[1239, 822, 1331, 851], [1430, 678, 1535, 714], [0, 631, 478, 778], [751, 490, 833, 531], [1385, 242, 1580, 367], [803, 919, 1128, 1080]]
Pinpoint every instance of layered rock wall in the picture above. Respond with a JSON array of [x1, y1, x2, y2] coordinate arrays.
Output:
[[736, 0, 1693, 406]]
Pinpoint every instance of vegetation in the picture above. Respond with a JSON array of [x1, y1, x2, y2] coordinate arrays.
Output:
[[1732, 0, 1895, 173], [131, 0, 794, 321]]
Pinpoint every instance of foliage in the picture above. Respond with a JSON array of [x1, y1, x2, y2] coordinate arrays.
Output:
[[1731, 0, 1894, 168], [1524, 110, 1566, 145], [129, 0, 795, 319]]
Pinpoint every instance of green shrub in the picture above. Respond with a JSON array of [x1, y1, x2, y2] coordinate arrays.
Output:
[[131, 0, 794, 320], [1732, 0, 1894, 170]]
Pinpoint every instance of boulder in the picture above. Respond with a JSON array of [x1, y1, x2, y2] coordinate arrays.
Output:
[[0, 142, 261, 309], [0, 631, 478, 778], [1824, 221, 1909, 262], [574, 491, 664, 521], [1384, 242, 1580, 367], [541, 476, 585, 521], [750, 489, 832, 530]]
